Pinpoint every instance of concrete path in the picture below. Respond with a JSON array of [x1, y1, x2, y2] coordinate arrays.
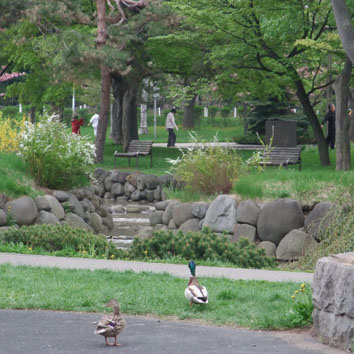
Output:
[[0, 309, 343, 354], [153, 142, 264, 150], [0, 253, 313, 283]]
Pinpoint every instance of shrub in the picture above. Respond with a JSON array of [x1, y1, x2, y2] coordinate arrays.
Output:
[[18, 114, 95, 189], [0, 224, 122, 258], [0, 112, 28, 152], [208, 106, 218, 118], [129, 228, 276, 269], [167, 133, 247, 195]]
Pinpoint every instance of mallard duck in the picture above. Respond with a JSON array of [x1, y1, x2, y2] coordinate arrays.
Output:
[[185, 260, 208, 306], [94, 299, 126, 346]]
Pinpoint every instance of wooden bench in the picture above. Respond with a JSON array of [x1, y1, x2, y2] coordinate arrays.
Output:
[[259, 146, 303, 171], [114, 140, 153, 169]]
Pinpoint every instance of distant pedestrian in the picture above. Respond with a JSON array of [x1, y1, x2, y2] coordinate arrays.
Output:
[[321, 104, 336, 149], [88, 113, 99, 137], [165, 108, 178, 147], [71, 112, 84, 135]]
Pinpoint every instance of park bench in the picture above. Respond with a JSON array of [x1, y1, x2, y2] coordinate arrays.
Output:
[[259, 146, 303, 171], [114, 140, 153, 169]]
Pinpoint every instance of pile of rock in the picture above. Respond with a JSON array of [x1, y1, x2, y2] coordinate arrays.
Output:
[[148, 195, 336, 261], [0, 187, 113, 234], [95, 169, 179, 203]]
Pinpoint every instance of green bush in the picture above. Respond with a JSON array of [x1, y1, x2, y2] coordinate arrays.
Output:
[[18, 114, 95, 189], [129, 228, 276, 269], [167, 133, 247, 195], [0, 106, 19, 118], [0, 224, 122, 258], [208, 106, 218, 118]]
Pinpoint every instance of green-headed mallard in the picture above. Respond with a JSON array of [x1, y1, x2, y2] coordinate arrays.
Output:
[[185, 260, 208, 306], [94, 299, 126, 346]]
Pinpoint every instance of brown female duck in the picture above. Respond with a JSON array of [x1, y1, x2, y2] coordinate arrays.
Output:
[[94, 299, 126, 346]]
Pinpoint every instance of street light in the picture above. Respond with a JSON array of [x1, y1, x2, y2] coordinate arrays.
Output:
[[152, 85, 160, 140]]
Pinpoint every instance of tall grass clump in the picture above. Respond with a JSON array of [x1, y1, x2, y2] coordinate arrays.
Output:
[[167, 133, 247, 195], [18, 114, 95, 189]]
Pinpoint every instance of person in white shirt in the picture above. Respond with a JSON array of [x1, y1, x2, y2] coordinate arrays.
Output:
[[165, 108, 178, 147], [88, 113, 99, 137]]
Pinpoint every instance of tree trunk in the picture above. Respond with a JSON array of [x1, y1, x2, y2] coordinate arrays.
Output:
[[333, 56, 352, 171], [95, 0, 110, 163], [349, 91, 354, 142], [122, 82, 139, 151], [111, 74, 126, 144], [139, 78, 148, 134], [242, 102, 249, 136], [331, 0, 354, 64], [29, 106, 36, 124], [183, 95, 196, 129], [293, 78, 330, 165]]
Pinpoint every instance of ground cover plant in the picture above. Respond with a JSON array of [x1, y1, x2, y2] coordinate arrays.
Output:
[[130, 229, 276, 269], [0, 263, 312, 329]]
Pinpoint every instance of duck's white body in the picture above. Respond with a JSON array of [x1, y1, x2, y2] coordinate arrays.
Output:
[[185, 275, 208, 305]]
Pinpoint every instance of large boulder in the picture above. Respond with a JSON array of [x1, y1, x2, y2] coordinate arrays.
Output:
[[0, 209, 7, 226], [136, 174, 146, 190], [66, 193, 85, 219], [5, 196, 38, 226], [203, 195, 238, 233], [304, 202, 336, 240], [257, 241, 277, 258], [34, 196, 51, 212], [104, 175, 114, 192], [131, 190, 141, 201], [43, 195, 65, 220], [155, 200, 170, 211], [276, 229, 317, 261], [145, 174, 160, 190], [111, 183, 125, 197], [62, 213, 92, 231], [124, 182, 136, 197], [179, 218, 200, 233], [149, 211, 164, 226], [231, 223, 256, 243], [80, 198, 95, 213], [312, 253, 354, 351], [35, 211, 60, 225], [89, 212, 103, 233], [192, 202, 209, 219], [173, 203, 194, 227], [53, 190, 70, 202], [236, 200, 260, 226], [257, 199, 304, 245], [162, 201, 180, 225]]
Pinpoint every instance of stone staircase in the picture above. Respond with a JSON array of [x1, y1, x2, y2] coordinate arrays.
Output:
[[104, 199, 155, 250]]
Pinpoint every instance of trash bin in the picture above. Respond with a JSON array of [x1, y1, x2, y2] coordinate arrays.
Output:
[[265, 120, 297, 147]]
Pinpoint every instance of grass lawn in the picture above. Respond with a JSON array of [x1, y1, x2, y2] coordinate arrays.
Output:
[[0, 263, 310, 329]]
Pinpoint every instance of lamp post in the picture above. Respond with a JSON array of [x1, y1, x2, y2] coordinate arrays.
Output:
[[152, 85, 160, 140]]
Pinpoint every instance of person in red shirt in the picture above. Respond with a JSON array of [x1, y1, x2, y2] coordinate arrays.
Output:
[[71, 112, 84, 134]]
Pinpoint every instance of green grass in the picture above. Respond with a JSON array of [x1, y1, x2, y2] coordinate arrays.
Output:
[[0, 152, 43, 199], [0, 263, 309, 329]]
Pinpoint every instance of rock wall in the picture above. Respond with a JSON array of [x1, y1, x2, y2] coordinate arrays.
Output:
[[312, 253, 354, 351], [148, 197, 336, 262], [0, 187, 113, 234]]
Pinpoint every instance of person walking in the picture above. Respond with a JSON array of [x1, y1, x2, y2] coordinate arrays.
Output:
[[71, 112, 84, 135], [165, 108, 178, 147], [321, 104, 336, 149], [88, 113, 99, 137]]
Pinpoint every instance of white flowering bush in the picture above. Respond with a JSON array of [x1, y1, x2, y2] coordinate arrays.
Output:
[[18, 114, 95, 189]]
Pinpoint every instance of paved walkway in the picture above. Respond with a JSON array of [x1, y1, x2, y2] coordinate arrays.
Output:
[[0, 310, 343, 354], [153, 142, 264, 150], [0, 253, 313, 283]]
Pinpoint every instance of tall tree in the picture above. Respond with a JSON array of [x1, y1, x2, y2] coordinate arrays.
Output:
[[95, 0, 111, 163], [167, 0, 345, 165], [333, 55, 352, 170]]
